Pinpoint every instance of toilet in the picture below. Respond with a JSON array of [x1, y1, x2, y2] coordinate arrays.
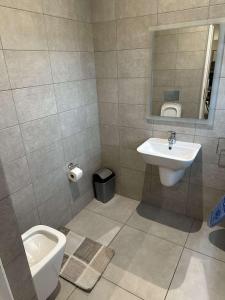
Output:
[[22, 225, 66, 300], [160, 102, 182, 117]]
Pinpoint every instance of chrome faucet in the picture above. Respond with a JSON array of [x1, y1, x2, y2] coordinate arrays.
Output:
[[168, 131, 176, 150]]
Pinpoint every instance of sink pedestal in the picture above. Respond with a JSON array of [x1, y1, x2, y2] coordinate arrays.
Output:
[[159, 167, 185, 187]]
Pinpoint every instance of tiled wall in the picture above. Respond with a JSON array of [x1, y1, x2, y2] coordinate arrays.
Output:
[[0, 1, 101, 299], [93, 0, 225, 220], [152, 25, 209, 118], [0, 0, 101, 233]]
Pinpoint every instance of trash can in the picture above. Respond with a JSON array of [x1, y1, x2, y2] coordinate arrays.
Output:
[[93, 168, 115, 203]]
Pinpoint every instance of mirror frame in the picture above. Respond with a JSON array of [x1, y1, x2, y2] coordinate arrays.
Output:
[[146, 20, 225, 126]]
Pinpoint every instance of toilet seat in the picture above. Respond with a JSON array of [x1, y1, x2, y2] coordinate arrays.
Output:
[[160, 102, 182, 117]]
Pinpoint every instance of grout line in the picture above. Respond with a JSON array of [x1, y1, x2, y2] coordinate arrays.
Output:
[[3, 48, 94, 53], [0, 77, 97, 92], [43, 13, 92, 25], [102, 277, 145, 300], [184, 245, 225, 264], [0, 4, 92, 25], [92, 3, 215, 25], [157, 5, 210, 16], [164, 223, 192, 300], [0, 4, 44, 15]]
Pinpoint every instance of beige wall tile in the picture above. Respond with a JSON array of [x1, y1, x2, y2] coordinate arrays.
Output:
[[154, 34, 178, 54], [176, 51, 205, 69], [0, 90, 18, 130], [119, 103, 152, 130], [102, 145, 120, 176], [13, 85, 57, 123], [45, 15, 79, 51], [0, 7, 47, 50], [119, 127, 152, 150], [158, 7, 209, 25], [99, 102, 118, 125], [97, 79, 118, 103], [95, 51, 117, 78], [50, 51, 81, 83], [118, 49, 151, 78], [0, 50, 10, 90], [101, 125, 119, 146], [118, 78, 150, 105], [93, 21, 116, 51], [120, 148, 146, 171], [195, 136, 219, 164], [74, 0, 91, 22], [175, 69, 202, 87], [42, 0, 77, 20], [117, 15, 157, 50], [153, 121, 196, 135], [5, 50, 52, 88], [78, 22, 94, 52], [153, 70, 176, 87], [116, 0, 157, 18], [0, 0, 43, 12], [178, 30, 208, 51], [120, 167, 145, 200], [210, 0, 225, 3], [91, 0, 116, 22], [154, 53, 177, 70], [158, 0, 209, 13], [80, 51, 96, 79], [209, 3, 225, 18]]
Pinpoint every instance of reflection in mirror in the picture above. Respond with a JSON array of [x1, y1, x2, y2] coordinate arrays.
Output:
[[150, 24, 220, 120]]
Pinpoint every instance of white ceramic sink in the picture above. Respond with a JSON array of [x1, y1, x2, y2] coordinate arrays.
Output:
[[137, 138, 201, 186]]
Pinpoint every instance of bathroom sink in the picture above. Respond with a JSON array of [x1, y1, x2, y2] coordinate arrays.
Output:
[[137, 138, 201, 186]]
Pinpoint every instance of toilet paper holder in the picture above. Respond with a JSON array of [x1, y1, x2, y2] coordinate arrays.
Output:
[[68, 162, 79, 170]]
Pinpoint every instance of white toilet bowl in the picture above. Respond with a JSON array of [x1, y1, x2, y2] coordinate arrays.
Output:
[[160, 102, 182, 117], [22, 225, 66, 300]]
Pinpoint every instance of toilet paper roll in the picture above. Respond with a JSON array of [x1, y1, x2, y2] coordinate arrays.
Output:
[[68, 167, 83, 182]]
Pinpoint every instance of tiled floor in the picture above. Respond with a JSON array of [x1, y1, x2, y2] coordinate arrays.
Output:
[[52, 194, 225, 300]]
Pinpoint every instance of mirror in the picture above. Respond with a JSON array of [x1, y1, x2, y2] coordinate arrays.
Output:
[[149, 24, 221, 121]]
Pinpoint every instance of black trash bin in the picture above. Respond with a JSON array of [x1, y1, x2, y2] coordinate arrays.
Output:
[[93, 168, 115, 203]]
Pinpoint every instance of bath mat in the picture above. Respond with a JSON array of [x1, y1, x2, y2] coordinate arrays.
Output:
[[208, 195, 225, 227], [58, 227, 114, 291]]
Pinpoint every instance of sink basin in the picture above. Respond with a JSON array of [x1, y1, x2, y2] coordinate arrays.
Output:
[[137, 138, 201, 186]]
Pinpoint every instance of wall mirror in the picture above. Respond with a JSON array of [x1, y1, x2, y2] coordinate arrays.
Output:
[[147, 23, 225, 125]]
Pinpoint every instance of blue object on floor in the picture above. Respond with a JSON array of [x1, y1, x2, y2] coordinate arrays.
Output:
[[208, 195, 225, 227]]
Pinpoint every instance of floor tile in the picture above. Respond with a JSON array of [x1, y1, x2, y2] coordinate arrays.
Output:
[[166, 249, 225, 300], [88, 194, 139, 223], [103, 226, 182, 300], [185, 221, 225, 262], [48, 278, 75, 300], [127, 203, 193, 246], [68, 278, 141, 300], [66, 209, 122, 246], [85, 198, 102, 211]]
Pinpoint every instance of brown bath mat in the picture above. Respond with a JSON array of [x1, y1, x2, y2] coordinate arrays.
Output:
[[58, 227, 114, 291]]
